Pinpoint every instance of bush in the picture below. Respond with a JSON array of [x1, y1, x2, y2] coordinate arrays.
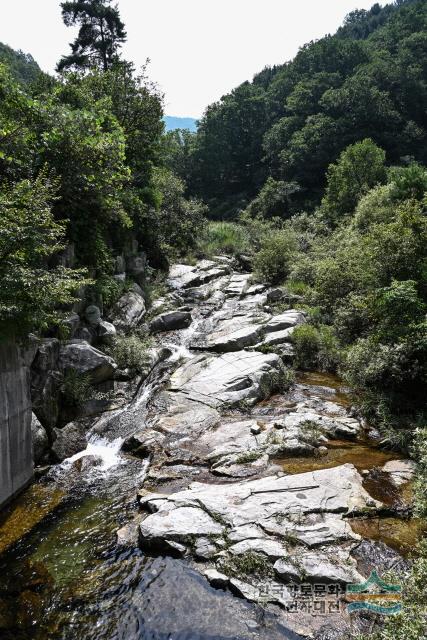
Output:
[[61, 369, 93, 406], [198, 221, 249, 256], [292, 324, 341, 372], [243, 177, 300, 220], [107, 334, 151, 373], [92, 275, 129, 310], [253, 230, 297, 284]]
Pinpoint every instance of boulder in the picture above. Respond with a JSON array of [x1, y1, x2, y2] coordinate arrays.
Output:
[[111, 291, 146, 331], [191, 316, 267, 353], [168, 262, 229, 290], [266, 288, 285, 303], [84, 305, 102, 327], [114, 254, 126, 274], [126, 253, 147, 282], [224, 273, 252, 297], [150, 310, 192, 334], [51, 422, 88, 462], [254, 327, 295, 349], [59, 341, 117, 384], [97, 320, 117, 345], [169, 350, 285, 408], [74, 326, 96, 344], [139, 464, 380, 552], [31, 413, 49, 464], [382, 459, 416, 486], [263, 310, 306, 333]]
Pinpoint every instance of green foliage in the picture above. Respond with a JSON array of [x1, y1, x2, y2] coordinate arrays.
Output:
[[198, 221, 249, 257], [92, 275, 129, 309], [388, 162, 427, 202], [235, 451, 262, 464], [357, 420, 427, 640], [253, 229, 298, 284], [412, 427, 427, 519], [244, 177, 300, 220], [150, 167, 206, 260], [0, 42, 43, 86], [61, 369, 93, 406], [57, 0, 127, 72], [187, 0, 427, 217], [107, 334, 152, 373], [291, 324, 341, 372], [320, 139, 387, 224], [0, 173, 88, 339], [219, 552, 274, 579], [271, 368, 296, 393]]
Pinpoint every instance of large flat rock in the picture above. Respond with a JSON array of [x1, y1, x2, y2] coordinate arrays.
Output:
[[168, 261, 230, 290], [169, 350, 285, 408], [138, 464, 380, 612], [140, 464, 380, 536]]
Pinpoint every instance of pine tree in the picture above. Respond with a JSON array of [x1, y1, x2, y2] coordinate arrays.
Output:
[[57, 0, 127, 73]]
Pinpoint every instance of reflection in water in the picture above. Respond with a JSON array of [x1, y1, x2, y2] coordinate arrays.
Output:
[[349, 516, 426, 557], [0, 367, 420, 639], [275, 439, 400, 475]]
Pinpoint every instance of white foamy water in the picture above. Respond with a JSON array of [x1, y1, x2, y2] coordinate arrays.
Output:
[[63, 436, 124, 471]]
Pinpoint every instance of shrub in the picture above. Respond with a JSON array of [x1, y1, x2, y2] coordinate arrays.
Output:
[[253, 229, 297, 284], [243, 177, 300, 220], [198, 221, 249, 256], [219, 552, 274, 579], [91, 275, 129, 309], [107, 334, 151, 373], [61, 369, 93, 406], [236, 451, 262, 464], [292, 324, 341, 372]]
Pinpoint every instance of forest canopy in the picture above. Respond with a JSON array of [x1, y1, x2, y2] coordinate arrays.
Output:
[[174, 0, 427, 218]]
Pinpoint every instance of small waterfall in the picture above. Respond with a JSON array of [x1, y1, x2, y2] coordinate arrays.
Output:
[[62, 436, 125, 471]]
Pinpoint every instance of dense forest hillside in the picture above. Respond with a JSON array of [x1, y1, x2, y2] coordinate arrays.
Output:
[[0, 15, 205, 340], [170, 6, 427, 632], [176, 0, 426, 217], [0, 42, 43, 85]]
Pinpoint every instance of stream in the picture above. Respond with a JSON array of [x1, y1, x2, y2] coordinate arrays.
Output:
[[0, 260, 422, 640]]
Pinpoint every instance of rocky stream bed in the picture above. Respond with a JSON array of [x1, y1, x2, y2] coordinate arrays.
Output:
[[0, 257, 422, 640]]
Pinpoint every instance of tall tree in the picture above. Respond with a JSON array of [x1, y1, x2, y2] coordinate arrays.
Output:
[[57, 0, 126, 73]]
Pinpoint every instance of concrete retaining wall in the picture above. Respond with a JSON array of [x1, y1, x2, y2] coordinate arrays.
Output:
[[0, 342, 34, 508]]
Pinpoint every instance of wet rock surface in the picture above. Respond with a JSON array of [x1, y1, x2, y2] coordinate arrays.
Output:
[[0, 257, 418, 640], [130, 258, 416, 638]]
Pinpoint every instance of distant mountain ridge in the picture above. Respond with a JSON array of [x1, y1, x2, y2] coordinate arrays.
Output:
[[164, 116, 198, 132], [0, 42, 43, 85]]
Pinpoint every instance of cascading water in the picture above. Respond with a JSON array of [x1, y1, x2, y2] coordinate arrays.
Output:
[[61, 436, 125, 472], [0, 263, 420, 640]]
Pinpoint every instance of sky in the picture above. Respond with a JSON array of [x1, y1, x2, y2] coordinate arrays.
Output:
[[0, 0, 386, 118]]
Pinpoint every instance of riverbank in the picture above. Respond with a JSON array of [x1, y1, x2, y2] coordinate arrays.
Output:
[[0, 257, 420, 639]]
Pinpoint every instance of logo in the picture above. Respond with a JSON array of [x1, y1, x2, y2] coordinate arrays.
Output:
[[346, 571, 402, 615]]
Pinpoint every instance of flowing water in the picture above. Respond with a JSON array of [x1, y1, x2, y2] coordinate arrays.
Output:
[[0, 308, 422, 638]]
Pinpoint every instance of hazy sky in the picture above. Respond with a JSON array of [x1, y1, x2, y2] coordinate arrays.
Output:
[[1, 0, 385, 117]]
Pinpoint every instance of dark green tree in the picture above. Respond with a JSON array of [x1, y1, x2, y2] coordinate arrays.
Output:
[[57, 0, 127, 72]]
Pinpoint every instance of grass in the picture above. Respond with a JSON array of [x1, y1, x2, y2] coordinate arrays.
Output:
[[299, 419, 324, 445], [106, 334, 152, 373], [61, 369, 93, 406], [218, 552, 274, 579], [198, 221, 250, 257], [235, 450, 262, 464]]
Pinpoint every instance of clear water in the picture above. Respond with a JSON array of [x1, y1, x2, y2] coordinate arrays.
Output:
[[0, 320, 420, 638]]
